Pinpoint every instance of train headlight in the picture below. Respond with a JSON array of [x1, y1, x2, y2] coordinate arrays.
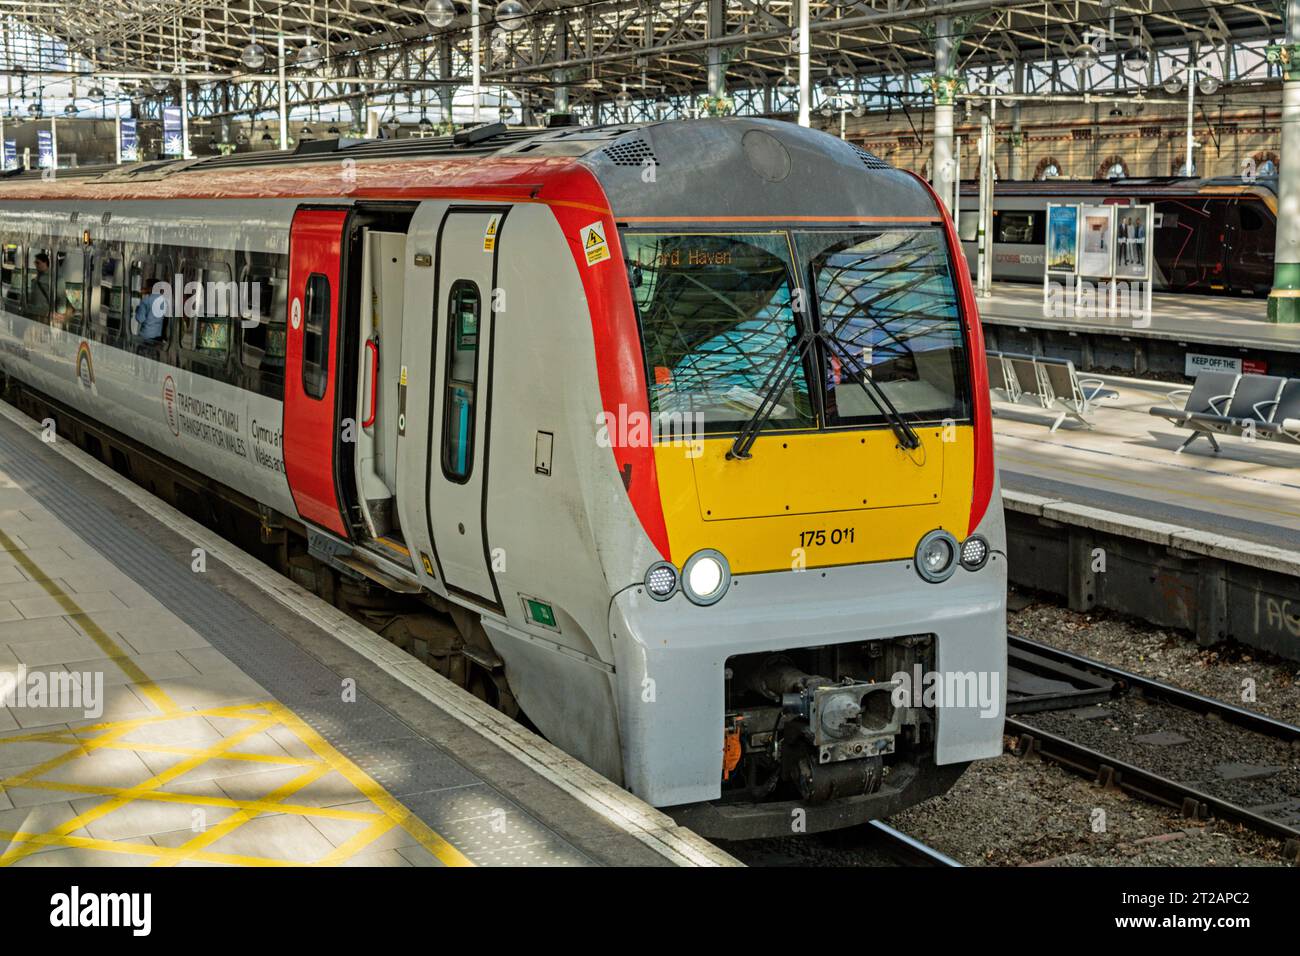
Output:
[[960, 535, 990, 571], [682, 549, 731, 606], [914, 530, 958, 583], [644, 561, 678, 601]]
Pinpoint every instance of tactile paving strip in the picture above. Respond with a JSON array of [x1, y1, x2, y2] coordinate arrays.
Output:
[[0, 425, 591, 867]]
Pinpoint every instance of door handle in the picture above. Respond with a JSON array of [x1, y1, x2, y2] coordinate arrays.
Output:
[[362, 338, 379, 428]]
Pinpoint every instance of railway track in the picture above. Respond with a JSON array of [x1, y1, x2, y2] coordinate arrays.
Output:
[[1007, 635, 1300, 862]]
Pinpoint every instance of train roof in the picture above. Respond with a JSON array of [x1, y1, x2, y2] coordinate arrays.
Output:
[[0, 119, 941, 222]]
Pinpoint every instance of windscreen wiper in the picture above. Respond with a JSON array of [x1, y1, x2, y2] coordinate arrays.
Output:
[[821, 331, 922, 450], [727, 327, 817, 460]]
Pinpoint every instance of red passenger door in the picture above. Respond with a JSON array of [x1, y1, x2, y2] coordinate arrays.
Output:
[[284, 207, 350, 539]]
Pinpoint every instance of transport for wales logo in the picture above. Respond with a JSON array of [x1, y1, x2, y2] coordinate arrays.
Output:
[[162, 374, 180, 436]]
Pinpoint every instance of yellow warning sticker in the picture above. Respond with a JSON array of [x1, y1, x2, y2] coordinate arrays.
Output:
[[420, 552, 435, 576], [580, 221, 610, 266], [399, 365, 408, 386], [483, 214, 501, 252]]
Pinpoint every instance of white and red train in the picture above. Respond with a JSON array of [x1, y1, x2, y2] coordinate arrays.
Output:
[[0, 119, 1006, 838]]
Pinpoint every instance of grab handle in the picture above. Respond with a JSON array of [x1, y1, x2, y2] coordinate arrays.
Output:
[[362, 339, 379, 428]]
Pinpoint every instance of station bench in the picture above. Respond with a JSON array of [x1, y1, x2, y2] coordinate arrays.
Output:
[[1148, 370, 1300, 454], [986, 351, 1119, 432]]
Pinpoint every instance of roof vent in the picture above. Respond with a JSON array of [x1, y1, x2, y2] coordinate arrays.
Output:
[[851, 144, 891, 170], [602, 139, 659, 167]]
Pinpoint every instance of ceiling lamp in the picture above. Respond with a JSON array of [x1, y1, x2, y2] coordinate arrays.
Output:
[[150, 75, 170, 92], [1123, 46, 1150, 74], [424, 0, 456, 28], [1198, 72, 1220, 95], [327, 124, 341, 135], [615, 87, 633, 110], [776, 71, 798, 98], [418, 114, 433, 133], [27, 102, 42, 116], [88, 85, 105, 99], [1163, 71, 1185, 95], [497, 0, 528, 31], [297, 42, 323, 71], [63, 103, 76, 116], [260, 125, 273, 142], [242, 42, 267, 71], [1072, 41, 1099, 73], [299, 124, 314, 140], [386, 117, 401, 133], [654, 94, 671, 117]]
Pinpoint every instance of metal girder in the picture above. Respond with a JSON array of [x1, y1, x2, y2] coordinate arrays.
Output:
[[0, 0, 1289, 122]]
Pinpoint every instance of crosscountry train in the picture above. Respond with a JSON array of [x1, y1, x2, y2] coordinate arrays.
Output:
[[0, 118, 1005, 839], [959, 176, 1277, 295]]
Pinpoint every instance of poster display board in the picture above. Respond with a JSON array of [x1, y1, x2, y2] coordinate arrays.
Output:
[[1114, 204, 1153, 281], [1045, 204, 1079, 275], [162, 107, 183, 157], [2, 140, 13, 171], [36, 129, 53, 169], [120, 118, 139, 162], [1078, 204, 1115, 278]]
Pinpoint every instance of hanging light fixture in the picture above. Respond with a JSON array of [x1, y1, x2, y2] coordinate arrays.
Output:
[[27, 102, 42, 116], [424, 0, 457, 28], [63, 103, 76, 116], [654, 92, 672, 117], [1198, 71, 1220, 95], [260, 124, 274, 142], [776, 71, 798, 99], [1072, 40, 1100, 73], [1123, 46, 1150, 74], [297, 41, 323, 71], [300, 124, 314, 140], [242, 42, 267, 70], [497, 0, 528, 31], [1163, 71, 1185, 95], [418, 113, 433, 133], [150, 74, 170, 93], [327, 124, 341, 135], [615, 83, 633, 111]]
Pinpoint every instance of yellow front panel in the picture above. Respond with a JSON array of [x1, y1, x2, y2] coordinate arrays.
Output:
[[654, 426, 974, 573]]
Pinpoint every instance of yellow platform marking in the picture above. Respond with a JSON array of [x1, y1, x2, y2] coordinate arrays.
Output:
[[0, 527, 473, 867], [0, 703, 472, 867]]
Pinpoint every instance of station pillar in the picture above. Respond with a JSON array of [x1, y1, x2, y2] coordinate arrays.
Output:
[[931, 18, 957, 215], [1268, 3, 1300, 323]]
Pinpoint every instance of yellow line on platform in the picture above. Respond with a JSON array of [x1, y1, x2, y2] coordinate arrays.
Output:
[[0, 527, 178, 714]]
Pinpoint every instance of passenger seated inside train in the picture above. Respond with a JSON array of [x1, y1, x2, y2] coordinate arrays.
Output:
[[133, 275, 166, 342]]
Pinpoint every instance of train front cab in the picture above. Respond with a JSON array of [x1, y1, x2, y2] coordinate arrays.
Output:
[[606, 210, 1007, 839]]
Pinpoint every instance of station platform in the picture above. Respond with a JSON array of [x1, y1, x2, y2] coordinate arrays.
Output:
[[977, 282, 1300, 379], [0, 403, 734, 868], [993, 373, 1300, 552]]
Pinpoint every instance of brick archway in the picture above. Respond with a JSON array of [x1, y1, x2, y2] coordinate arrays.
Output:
[[1096, 154, 1130, 179], [1033, 156, 1063, 180]]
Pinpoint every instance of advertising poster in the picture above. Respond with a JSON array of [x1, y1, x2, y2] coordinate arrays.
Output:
[[1045, 203, 1079, 275], [1078, 204, 1115, 278], [36, 129, 53, 169], [120, 117, 139, 162], [2, 140, 14, 170], [1114, 204, 1153, 281], [162, 106, 183, 156]]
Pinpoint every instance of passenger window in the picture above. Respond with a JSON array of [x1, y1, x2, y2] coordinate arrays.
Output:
[[1239, 204, 1264, 232], [441, 280, 481, 482], [25, 247, 60, 323], [302, 273, 331, 400], [129, 258, 171, 344], [1, 244, 20, 309], [99, 253, 126, 336], [181, 259, 234, 356], [995, 211, 1038, 244]]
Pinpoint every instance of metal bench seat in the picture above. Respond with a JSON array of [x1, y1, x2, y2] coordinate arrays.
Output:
[[986, 351, 1118, 432]]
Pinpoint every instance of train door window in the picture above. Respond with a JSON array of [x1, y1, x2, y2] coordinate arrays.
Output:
[[180, 259, 234, 357], [1, 244, 19, 309], [441, 280, 481, 482], [302, 272, 331, 400]]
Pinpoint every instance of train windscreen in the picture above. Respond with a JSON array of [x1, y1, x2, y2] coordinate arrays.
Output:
[[623, 227, 969, 436], [795, 228, 971, 426]]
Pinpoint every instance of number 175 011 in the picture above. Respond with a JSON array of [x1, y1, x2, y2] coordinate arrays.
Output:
[[799, 528, 855, 548]]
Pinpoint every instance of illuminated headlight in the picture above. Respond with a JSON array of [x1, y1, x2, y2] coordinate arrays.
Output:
[[681, 549, 731, 606], [644, 561, 678, 601], [914, 530, 958, 583], [960, 535, 990, 571]]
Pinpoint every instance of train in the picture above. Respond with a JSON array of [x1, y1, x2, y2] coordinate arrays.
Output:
[[0, 118, 1006, 839], [958, 176, 1277, 295]]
